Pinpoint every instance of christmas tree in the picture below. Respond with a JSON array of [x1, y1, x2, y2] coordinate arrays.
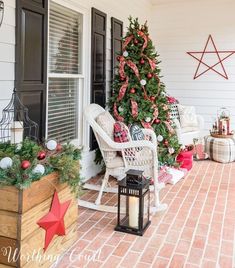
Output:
[[109, 18, 181, 166]]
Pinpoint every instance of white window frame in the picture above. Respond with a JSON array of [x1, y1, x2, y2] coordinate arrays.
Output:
[[46, 0, 91, 148]]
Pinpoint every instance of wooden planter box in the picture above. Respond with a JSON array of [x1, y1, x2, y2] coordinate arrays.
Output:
[[0, 173, 78, 268]]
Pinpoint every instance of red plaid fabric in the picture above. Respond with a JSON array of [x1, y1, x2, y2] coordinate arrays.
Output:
[[113, 122, 130, 143]]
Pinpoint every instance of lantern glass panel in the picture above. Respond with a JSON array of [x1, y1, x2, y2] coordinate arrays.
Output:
[[218, 107, 230, 119], [119, 193, 140, 229], [119, 194, 128, 227], [143, 190, 150, 228]]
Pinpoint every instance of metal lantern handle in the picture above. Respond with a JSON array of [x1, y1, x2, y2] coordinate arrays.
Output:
[[0, 1, 4, 27]]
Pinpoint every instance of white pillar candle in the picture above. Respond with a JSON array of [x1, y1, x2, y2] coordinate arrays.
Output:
[[11, 121, 23, 144], [129, 196, 139, 228]]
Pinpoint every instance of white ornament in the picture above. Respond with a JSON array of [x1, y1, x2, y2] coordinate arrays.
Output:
[[145, 117, 151, 123], [118, 106, 124, 112], [16, 143, 22, 152], [168, 147, 175, 154], [0, 157, 13, 169], [32, 164, 45, 175], [140, 79, 146, 86], [46, 140, 57, 150], [123, 51, 129, 57], [157, 135, 163, 142]]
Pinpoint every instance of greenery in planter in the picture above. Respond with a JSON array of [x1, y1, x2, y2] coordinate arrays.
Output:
[[0, 138, 82, 196]]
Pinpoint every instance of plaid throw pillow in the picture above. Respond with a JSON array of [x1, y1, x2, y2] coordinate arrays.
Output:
[[113, 122, 130, 143]]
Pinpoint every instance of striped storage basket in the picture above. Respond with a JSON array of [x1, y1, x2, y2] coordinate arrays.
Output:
[[205, 135, 235, 163]]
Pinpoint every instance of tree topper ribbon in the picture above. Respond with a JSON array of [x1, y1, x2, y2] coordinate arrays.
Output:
[[138, 31, 148, 51]]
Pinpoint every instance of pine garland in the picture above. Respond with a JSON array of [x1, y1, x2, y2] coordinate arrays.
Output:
[[0, 139, 82, 197]]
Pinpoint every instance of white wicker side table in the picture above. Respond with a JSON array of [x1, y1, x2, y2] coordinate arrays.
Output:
[[205, 135, 235, 163]]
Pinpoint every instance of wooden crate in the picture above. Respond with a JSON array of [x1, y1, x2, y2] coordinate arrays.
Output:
[[0, 173, 78, 268]]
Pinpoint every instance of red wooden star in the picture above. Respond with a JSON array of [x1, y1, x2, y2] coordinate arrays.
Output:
[[187, 35, 235, 79], [37, 191, 71, 251]]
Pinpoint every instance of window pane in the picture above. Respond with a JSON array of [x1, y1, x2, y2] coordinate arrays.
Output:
[[49, 2, 82, 74], [48, 78, 78, 142]]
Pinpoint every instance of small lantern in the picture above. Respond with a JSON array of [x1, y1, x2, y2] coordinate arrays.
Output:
[[217, 107, 230, 135], [0, 89, 38, 143], [115, 169, 151, 236]]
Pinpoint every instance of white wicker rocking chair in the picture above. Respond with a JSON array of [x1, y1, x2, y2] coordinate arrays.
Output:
[[78, 104, 167, 214]]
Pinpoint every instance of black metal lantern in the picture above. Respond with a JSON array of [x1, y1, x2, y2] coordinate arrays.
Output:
[[115, 169, 151, 236], [0, 89, 38, 143], [0, 1, 4, 27]]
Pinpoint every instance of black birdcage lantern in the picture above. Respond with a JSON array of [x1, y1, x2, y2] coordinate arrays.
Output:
[[115, 169, 151, 236], [0, 89, 38, 143]]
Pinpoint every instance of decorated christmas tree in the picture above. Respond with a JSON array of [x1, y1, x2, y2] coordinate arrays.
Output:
[[109, 18, 181, 166]]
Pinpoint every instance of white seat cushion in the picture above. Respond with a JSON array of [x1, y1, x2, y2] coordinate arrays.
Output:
[[106, 156, 124, 168], [181, 127, 199, 133]]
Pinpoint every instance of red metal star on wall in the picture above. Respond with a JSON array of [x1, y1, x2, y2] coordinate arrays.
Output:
[[187, 35, 235, 79], [37, 191, 71, 251]]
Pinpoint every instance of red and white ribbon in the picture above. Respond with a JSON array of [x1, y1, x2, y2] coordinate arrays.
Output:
[[117, 77, 129, 101], [123, 35, 134, 51], [131, 99, 138, 118], [138, 31, 148, 51], [113, 103, 124, 122]]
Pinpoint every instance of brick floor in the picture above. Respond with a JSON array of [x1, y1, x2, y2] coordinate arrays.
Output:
[[56, 161, 235, 268]]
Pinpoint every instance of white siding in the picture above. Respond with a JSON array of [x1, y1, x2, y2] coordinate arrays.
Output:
[[0, 0, 15, 114], [150, 0, 235, 131]]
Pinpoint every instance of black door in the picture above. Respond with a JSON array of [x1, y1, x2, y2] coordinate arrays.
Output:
[[15, 0, 48, 140], [90, 8, 107, 150], [111, 17, 123, 86]]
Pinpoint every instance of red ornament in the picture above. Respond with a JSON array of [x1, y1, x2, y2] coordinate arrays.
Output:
[[56, 144, 63, 152], [37, 191, 71, 251], [134, 39, 139, 44], [164, 140, 169, 146], [140, 58, 145, 65], [130, 88, 136, 94], [155, 118, 161, 124], [116, 56, 121, 61], [150, 96, 155, 101], [21, 160, 31, 170], [147, 73, 153, 79], [37, 151, 46, 160]]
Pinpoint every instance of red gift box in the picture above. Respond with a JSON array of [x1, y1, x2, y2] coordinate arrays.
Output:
[[176, 147, 193, 171]]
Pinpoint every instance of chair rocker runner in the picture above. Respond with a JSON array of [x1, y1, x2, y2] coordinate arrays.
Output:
[[78, 104, 167, 214]]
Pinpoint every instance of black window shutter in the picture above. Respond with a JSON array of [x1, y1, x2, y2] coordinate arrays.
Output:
[[90, 8, 107, 150], [111, 17, 123, 89], [15, 0, 48, 141]]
